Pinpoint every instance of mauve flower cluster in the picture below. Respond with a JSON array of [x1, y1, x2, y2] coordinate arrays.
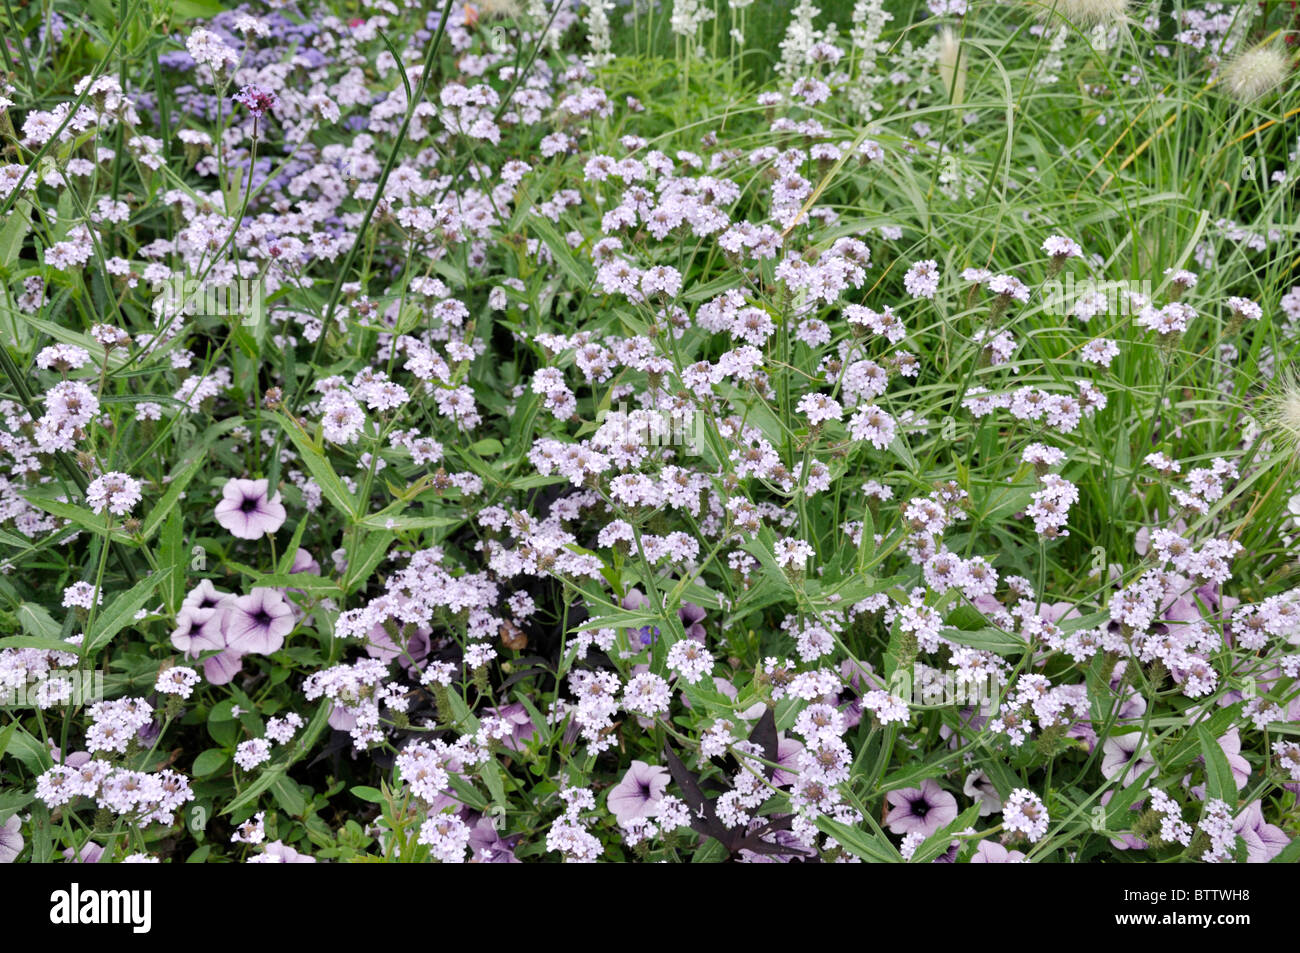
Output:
[[0, 0, 1296, 866]]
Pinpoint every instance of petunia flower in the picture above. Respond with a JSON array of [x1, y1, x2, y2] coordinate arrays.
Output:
[[607, 760, 670, 828], [214, 478, 287, 540], [224, 587, 294, 655], [1233, 800, 1290, 863], [884, 779, 958, 838], [0, 816, 22, 863], [971, 839, 1026, 863], [1100, 732, 1156, 785]]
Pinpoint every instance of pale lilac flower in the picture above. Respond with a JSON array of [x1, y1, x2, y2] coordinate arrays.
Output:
[[884, 779, 958, 838], [233, 84, 278, 119], [1003, 788, 1049, 842], [214, 478, 286, 539], [607, 760, 670, 827], [249, 840, 316, 863], [1101, 732, 1156, 785], [155, 666, 200, 699], [1042, 235, 1082, 260], [1233, 799, 1290, 862], [903, 259, 941, 299], [971, 839, 1026, 862], [0, 815, 22, 863], [224, 588, 294, 655], [234, 738, 271, 771]]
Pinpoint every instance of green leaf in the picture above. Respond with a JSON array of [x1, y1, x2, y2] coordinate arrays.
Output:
[[0, 721, 16, 762], [1197, 724, 1237, 804], [83, 567, 173, 657], [0, 198, 32, 272], [221, 699, 330, 816], [192, 749, 229, 777], [0, 634, 73, 652], [276, 415, 356, 521], [354, 512, 458, 532], [527, 216, 593, 288], [815, 816, 901, 863], [351, 786, 385, 804], [2, 725, 53, 773], [159, 509, 186, 613], [941, 626, 1028, 654], [271, 776, 307, 816], [17, 602, 62, 642], [342, 530, 394, 594]]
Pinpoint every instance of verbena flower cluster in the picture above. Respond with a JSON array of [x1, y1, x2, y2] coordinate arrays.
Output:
[[0, 0, 1298, 864]]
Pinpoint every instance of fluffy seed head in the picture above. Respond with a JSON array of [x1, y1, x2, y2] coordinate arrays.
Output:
[[1045, 0, 1129, 27], [1265, 366, 1300, 457], [938, 28, 966, 106], [1220, 44, 1291, 102]]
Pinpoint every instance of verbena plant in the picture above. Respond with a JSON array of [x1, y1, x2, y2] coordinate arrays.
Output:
[[0, 0, 1298, 863]]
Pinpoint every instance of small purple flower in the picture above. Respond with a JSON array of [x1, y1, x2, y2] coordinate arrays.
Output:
[[0, 815, 23, 863], [1233, 800, 1290, 863], [606, 760, 670, 827], [250, 840, 315, 863], [884, 779, 958, 838], [468, 815, 522, 863], [203, 644, 245, 686], [170, 604, 228, 657], [482, 703, 536, 753], [678, 602, 706, 642], [225, 587, 294, 655], [233, 84, 279, 119], [214, 478, 286, 540], [63, 842, 104, 863], [619, 588, 659, 645], [971, 839, 1026, 863], [1100, 732, 1155, 785]]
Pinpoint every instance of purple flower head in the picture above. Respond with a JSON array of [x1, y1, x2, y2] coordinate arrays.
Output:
[[971, 839, 1026, 863], [1100, 732, 1156, 785], [884, 779, 958, 838], [170, 604, 226, 655], [483, 703, 536, 753], [468, 815, 522, 863], [289, 548, 321, 576], [214, 478, 286, 540], [63, 842, 104, 863], [678, 602, 706, 642], [203, 646, 244, 686], [225, 587, 294, 655], [619, 588, 660, 645], [0, 816, 23, 863], [606, 760, 670, 827], [1233, 800, 1290, 863], [252, 840, 316, 863], [233, 84, 278, 118]]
